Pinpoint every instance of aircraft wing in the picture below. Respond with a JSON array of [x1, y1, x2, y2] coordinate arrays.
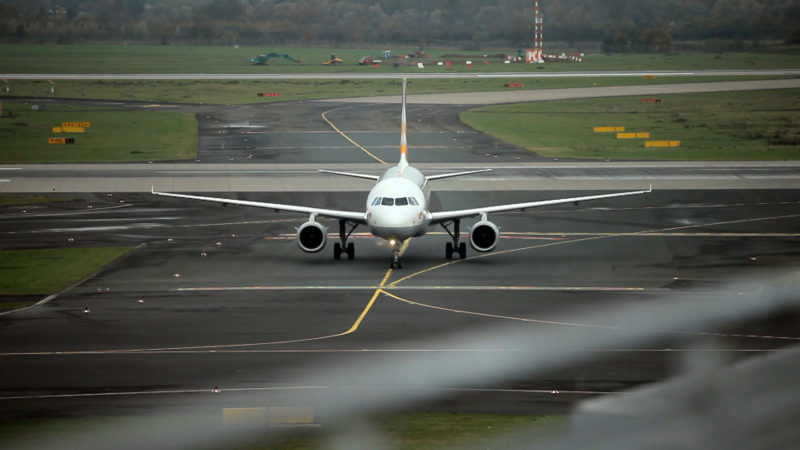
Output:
[[425, 168, 492, 181], [152, 189, 367, 224], [317, 169, 380, 180], [429, 186, 652, 224]]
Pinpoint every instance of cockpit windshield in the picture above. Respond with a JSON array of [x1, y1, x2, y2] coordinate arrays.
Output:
[[373, 197, 419, 206]]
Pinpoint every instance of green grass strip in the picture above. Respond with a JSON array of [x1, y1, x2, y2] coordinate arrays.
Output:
[[0, 102, 196, 163], [1, 44, 799, 73], [461, 88, 800, 160], [1, 76, 791, 105], [0, 247, 134, 296], [0, 194, 77, 207], [0, 412, 567, 449]]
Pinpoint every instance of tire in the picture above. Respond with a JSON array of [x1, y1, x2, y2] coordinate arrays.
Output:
[[445, 242, 454, 259], [346, 242, 355, 259], [458, 242, 467, 259], [333, 242, 342, 260]]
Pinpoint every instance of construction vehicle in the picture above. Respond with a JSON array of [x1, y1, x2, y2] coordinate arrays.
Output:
[[248, 53, 301, 65], [322, 54, 343, 66], [406, 48, 430, 59]]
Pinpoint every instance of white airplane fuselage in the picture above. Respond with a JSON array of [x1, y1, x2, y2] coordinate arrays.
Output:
[[152, 77, 651, 269], [366, 162, 431, 242]]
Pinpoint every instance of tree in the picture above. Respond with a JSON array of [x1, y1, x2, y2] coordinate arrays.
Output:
[[602, 29, 630, 53]]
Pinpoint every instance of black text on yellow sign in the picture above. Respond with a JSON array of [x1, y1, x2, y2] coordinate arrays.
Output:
[[48, 137, 75, 144], [61, 121, 90, 128]]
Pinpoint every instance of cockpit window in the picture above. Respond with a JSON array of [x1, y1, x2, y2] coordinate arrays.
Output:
[[395, 197, 409, 206], [381, 197, 394, 206], [409, 197, 419, 206], [371, 197, 381, 206]]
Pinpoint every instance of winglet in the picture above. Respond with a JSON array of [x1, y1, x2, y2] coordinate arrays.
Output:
[[648, 184, 653, 193], [151, 185, 155, 194]]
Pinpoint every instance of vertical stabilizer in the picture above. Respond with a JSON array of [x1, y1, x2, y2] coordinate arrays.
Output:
[[399, 77, 409, 169]]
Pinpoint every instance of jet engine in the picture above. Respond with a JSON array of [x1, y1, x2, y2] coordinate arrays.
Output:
[[469, 220, 499, 252], [296, 221, 327, 253]]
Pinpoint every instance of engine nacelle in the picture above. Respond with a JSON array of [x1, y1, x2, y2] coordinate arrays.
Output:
[[296, 221, 327, 253], [469, 220, 499, 252]]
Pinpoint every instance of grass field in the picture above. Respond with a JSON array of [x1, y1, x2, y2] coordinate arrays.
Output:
[[1, 44, 799, 74], [2, 76, 790, 105], [0, 412, 567, 449], [0, 101, 196, 163], [460, 89, 800, 160], [0, 247, 133, 297], [0, 194, 77, 207]]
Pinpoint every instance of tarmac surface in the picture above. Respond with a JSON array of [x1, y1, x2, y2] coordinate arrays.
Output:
[[1, 81, 799, 429]]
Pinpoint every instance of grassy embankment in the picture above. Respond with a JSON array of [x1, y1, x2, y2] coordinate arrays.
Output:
[[0, 101, 196, 163], [2, 75, 792, 105], [0, 246, 133, 311], [461, 88, 800, 160], [0, 194, 75, 207], [0, 412, 567, 449], [1, 44, 799, 73]]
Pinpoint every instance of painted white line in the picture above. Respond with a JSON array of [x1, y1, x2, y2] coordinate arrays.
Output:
[[176, 285, 652, 292], [0, 385, 615, 401]]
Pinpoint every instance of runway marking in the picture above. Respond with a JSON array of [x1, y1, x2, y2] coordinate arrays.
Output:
[[177, 285, 649, 292], [0, 385, 617, 401], [381, 212, 800, 342], [242, 145, 459, 150], [512, 231, 800, 238], [503, 199, 800, 216], [0, 244, 410, 356], [321, 105, 388, 165], [0, 347, 785, 357], [380, 290, 800, 342], [389, 212, 800, 287]]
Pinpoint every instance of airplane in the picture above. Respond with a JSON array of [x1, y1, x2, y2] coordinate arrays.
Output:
[[153, 78, 652, 269]]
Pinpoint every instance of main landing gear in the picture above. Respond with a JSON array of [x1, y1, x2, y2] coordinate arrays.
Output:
[[442, 219, 467, 260], [390, 240, 403, 269], [333, 219, 357, 260]]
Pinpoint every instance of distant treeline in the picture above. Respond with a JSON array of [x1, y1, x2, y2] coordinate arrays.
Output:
[[2, 0, 799, 51]]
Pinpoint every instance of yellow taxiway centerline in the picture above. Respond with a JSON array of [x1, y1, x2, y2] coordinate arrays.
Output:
[[321, 105, 388, 165]]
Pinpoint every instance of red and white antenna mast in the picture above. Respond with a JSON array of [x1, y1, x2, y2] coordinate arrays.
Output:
[[526, 0, 544, 63]]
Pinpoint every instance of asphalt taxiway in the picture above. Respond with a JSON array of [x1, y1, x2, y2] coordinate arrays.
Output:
[[1, 189, 799, 422], [1, 82, 799, 430]]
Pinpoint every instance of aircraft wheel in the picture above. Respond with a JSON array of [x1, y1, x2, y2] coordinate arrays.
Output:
[[346, 242, 355, 259], [333, 242, 342, 260], [458, 242, 467, 259], [445, 242, 454, 260]]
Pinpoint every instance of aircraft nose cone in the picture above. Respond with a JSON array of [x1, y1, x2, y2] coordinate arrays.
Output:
[[374, 208, 419, 227]]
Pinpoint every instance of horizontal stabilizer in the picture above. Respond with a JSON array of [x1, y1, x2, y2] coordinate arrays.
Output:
[[426, 168, 492, 181], [317, 169, 380, 181]]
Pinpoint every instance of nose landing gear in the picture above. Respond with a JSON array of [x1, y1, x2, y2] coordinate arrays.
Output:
[[390, 240, 403, 269]]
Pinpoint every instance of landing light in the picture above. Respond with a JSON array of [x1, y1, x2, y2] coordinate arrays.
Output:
[[389, 239, 396, 246]]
